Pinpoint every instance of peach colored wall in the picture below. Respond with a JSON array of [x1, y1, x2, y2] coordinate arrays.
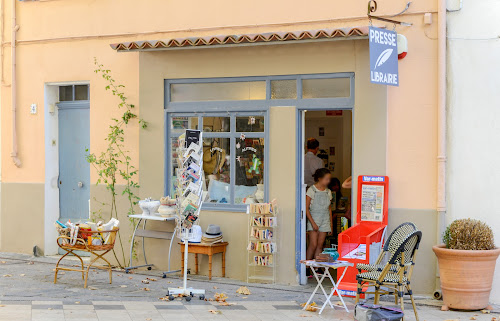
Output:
[[13, 0, 436, 42], [1, 37, 140, 183], [2, 0, 438, 207], [0, 0, 439, 291], [386, 15, 438, 210]]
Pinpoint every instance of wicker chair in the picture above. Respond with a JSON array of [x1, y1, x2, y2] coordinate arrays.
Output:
[[355, 230, 422, 321], [54, 228, 119, 288], [356, 222, 418, 272]]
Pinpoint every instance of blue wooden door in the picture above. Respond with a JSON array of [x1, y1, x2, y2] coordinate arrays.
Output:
[[58, 102, 90, 223]]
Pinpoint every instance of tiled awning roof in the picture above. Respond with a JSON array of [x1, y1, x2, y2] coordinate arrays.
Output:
[[110, 27, 368, 52]]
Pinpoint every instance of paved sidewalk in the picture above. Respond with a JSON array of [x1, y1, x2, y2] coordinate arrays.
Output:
[[0, 253, 497, 321]]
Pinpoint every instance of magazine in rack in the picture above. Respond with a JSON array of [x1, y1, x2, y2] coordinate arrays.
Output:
[[167, 129, 206, 298]]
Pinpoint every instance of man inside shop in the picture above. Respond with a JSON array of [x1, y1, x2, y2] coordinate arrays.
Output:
[[304, 138, 324, 188]]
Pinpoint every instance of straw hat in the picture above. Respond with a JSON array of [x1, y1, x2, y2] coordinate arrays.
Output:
[[203, 224, 222, 239]]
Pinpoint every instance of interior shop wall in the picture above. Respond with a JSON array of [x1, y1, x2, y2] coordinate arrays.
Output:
[[304, 111, 352, 195], [447, 0, 500, 304]]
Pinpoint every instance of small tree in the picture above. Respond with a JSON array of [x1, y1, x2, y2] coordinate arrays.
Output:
[[86, 58, 147, 268]]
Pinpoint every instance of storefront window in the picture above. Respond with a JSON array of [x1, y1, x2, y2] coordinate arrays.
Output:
[[234, 137, 265, 204], [204, 137, 231, 203], [170, 81, 266, 102], [236, 116, 264, 132], [203, 116, 230, 132], [170, 116, 199, 135], [166, 73, 355, 210], [271, 79, 297, 99], [302, 77, 350, 98], [167, 112, 267, 209]]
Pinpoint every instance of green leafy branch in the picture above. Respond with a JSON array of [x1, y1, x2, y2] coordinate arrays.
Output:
[[85, 58, 148, 268]]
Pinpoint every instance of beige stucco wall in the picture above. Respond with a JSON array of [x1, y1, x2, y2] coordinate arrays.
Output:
[[0, 0, 439, 294], [135, 39, 423, 287]]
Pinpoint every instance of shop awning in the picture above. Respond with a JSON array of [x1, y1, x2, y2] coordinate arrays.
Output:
[[110, 27, 368, 52]]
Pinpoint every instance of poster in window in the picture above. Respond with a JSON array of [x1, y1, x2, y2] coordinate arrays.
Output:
[[360, 185, 385, 222], [172, 117, 188, 129]]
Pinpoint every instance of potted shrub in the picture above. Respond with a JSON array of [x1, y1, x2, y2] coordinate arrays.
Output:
[[433, 218, 500, 310]]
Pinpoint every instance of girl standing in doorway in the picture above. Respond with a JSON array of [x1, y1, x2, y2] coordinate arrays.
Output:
[[306, 168, 333, 260]]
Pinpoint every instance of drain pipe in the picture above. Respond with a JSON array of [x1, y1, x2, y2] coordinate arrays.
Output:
[[434, 0, 447, 300], [11, 0, 21, 167]]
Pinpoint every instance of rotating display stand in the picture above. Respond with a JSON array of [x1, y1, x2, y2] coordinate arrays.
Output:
[[166, 130, 206, 300]]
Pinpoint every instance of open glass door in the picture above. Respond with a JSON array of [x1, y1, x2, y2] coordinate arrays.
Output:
[[299, 110, 307, 285]]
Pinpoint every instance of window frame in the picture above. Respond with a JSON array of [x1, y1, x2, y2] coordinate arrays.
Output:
[[59, 84, 90, 102], [165, 111, 269, 212], [164, 73, 354, 212]]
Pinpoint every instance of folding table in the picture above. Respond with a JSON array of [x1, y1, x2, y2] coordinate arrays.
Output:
[[126, 214, 180, 277], [301, 260, 354, 314]]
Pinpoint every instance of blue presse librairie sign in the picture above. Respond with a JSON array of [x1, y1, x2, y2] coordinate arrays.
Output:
[[369, 26, 399, 87]]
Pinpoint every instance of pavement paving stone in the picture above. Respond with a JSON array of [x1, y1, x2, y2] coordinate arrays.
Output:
[[0, 253, 499, 320], [93, 304, 125, 310], [31, 304, 64, 310]]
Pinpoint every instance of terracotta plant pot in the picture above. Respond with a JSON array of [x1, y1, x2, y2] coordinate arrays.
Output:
[[433, 244, 500, 310]]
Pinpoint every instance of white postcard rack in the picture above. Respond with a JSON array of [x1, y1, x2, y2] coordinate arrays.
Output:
[[167, 130, 205, 299]]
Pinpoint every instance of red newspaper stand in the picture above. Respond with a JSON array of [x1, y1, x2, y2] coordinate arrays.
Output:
[[336, 175, 389, 297]]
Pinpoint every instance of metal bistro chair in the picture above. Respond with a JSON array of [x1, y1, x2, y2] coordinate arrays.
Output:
[[356, 222, 418, 272], [355, 230, 422, 321]]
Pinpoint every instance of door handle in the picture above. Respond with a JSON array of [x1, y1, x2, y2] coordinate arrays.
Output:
[[78, 181, 84, 188]]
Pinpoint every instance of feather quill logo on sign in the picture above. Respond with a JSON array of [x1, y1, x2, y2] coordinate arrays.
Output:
[[375, 49, 393, 69], [369, 26, 399, 86]]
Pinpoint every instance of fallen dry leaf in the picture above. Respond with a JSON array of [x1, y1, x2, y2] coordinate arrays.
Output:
[[334, 301, 343, 306], [142, 280, 150, 284], [3, 274, 12, 277], [74, 302, 80, 304], [481, 310, 491, 314], [1, 261, 5, 264], [120, 285, 127, 288], [213, 286, 218, 289], [129, 277, 133, 280], [492, 318, 498, 321], [299, 314, 312, 318], [146, 277, 157, 282], [301, 302, 318, 312], [471, 317, 477, 320], [143, 287, 150, 291], [146, 318, 152, 321], [28, 261, 34, 265], [88, 286, 98, 290], [214, 293, 228, 302], [209, 310, 222, 314], [236, 286, 251, 295], [0, 305, 5, 307], [219, 302, 235, 306], [242, 296, 248, 299], [19, 274, 25, 277], [167, 281, 172, 284]]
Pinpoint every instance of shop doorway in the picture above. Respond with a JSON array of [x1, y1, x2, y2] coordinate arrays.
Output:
[[298, 109, 353, 284]]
